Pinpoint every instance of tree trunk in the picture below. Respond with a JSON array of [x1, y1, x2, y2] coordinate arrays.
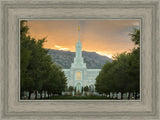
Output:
[[108, 93, 110, 98], [135, 91, 137, 100], [40, 90, 42, 99], [28, 91, 32, 100], [48, 93, 50, 99], [35, 91, 37, 99], [128, 92, 130, 100], [20, 91, 23, 100], [44, 91, 46, 98], [121, 92, 123, 99], [116, 92, 118, 99], [133, 91, 135, 99]]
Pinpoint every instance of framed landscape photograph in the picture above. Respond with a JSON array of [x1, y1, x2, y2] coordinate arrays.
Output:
[[20, 20, 140, 100], [0, 0, 160, 120]]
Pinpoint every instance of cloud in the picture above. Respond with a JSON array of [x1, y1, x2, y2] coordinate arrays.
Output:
[[27, 20, 140, 58], [54, 45, 69, 51]]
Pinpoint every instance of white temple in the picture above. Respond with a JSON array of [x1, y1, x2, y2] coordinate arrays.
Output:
[[63, 26, 101, 93]]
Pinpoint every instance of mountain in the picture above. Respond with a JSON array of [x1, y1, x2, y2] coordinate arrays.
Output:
[[47, 49, 112, 69]]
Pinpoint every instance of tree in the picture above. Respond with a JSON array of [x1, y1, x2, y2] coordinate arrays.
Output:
[[128, 28, 140, 99], [20, 21, 34, 99], [129, 28, 140, 46], [84, 86, 89, 92], [95, 62, 113, 95], [126, 48, 140, 99], [112, 53, 131, 99], [69, 86, 74, 92], [20, 20, 67, 99], [95, 28, 140, 99]]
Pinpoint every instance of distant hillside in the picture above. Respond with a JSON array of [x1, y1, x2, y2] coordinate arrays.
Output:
[[47, 49, 112, 69]]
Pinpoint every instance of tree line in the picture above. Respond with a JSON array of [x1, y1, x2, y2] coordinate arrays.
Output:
[[67, 86, 91, 92], [20, 21, 67, 99], [66, 86, 94, 96], [95, 28, 140, 99]]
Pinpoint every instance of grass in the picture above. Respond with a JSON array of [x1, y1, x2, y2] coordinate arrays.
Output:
[[41, 95, 116, 100]]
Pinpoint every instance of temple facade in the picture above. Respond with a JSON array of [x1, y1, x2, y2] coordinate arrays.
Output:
[[63, 27, 101, 93]]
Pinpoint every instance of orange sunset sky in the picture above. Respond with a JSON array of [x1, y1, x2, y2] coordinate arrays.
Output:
[[26, 20, 140, 58]]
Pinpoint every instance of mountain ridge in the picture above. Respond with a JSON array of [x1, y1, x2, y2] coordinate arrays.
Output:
[[47, 49, 112, 69]]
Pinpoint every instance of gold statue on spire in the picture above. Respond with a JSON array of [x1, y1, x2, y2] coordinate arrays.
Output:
[[78, 25, 80, 31]]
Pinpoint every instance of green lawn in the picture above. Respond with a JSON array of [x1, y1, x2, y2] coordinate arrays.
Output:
[[41, 95, 116, 100]]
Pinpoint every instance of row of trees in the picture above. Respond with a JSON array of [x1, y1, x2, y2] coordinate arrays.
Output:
[[67, 86, 91, 93], [95, 28, 140, 99], [65, 86, 94, 96], [20, 21, 67, 99]]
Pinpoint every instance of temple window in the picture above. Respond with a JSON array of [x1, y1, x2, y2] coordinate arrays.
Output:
[[76, 71, 81, 80]]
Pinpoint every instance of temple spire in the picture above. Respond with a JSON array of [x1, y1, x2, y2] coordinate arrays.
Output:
[[75, 25, 82, 59], [78, 25, 80, 42], [70, 26, 86, 68]]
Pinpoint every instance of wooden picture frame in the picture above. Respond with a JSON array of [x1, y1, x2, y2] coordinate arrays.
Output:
[[0, 0, 159, 119]]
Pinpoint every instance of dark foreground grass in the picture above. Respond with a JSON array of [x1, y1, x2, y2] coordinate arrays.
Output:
[[41, 95, 116, 100]]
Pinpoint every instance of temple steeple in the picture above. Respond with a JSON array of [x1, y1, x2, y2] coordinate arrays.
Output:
[[78, 25, 80, 42], [63, 26, 101, 94], [76, 26, 82, 58], [71, 26, 86, 68]]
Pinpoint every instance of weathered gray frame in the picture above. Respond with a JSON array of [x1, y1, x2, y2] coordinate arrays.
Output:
[[0, 0, 159, 120]]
